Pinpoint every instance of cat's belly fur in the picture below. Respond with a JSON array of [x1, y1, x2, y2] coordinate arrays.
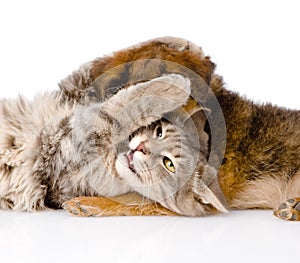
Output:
[[214, 81, 300, 210], [0, 93, 133, 210]]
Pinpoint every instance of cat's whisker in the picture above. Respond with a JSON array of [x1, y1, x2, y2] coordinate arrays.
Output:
[[145, 168, 153, 185]]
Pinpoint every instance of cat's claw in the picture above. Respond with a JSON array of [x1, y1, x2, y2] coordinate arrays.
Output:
[[274, 198, 300, 221]]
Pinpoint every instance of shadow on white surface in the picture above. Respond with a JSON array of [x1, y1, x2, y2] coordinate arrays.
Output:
[[0, 210, 299, 263]]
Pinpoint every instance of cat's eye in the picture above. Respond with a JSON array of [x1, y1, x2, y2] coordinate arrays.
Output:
[[163, 156, 175, 173], [156, 126, 163, 138]]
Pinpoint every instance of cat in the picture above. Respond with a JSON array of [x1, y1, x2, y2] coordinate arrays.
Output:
[[61, 37, 300, 221], [0, 73, 226, 216]]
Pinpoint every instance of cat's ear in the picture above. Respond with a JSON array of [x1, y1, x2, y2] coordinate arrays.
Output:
[[186, 105, 211, 130], [183, 103, 211, 156], [195, 166, 228, 213], [183, 104, 228, 213]]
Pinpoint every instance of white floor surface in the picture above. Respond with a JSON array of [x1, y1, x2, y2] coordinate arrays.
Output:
[[1, 210, 299, 263]]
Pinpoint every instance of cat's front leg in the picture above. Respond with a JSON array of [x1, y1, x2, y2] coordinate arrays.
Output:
[[62, 166, 229, 218], [101, 74, 191, 134], [62, 194, 177, 217]]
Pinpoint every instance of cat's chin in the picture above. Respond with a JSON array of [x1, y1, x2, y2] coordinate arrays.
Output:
[[115, 153, 143, 186]]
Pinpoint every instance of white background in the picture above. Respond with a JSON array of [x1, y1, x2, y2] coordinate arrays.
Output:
[[0, 1, 299, 263]]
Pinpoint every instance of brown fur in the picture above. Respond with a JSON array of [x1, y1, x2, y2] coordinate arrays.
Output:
[[63, 193, 177, 216], [60, 37, 300, 219]]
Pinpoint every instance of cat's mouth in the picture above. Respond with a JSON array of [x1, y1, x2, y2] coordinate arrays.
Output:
[[126, 150, 136, 173], [124, 150, 141, 180]]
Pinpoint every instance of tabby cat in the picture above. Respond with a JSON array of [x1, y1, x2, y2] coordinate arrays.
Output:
[[0, 73, 226, 216], [61, 37, 300, 221]]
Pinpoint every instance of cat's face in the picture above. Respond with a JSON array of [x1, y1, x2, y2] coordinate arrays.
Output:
[[115, 119, 204, 201], [114, 108, 228, 215]]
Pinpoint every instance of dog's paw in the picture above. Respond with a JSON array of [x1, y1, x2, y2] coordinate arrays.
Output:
[[274, 198, 300, 221]]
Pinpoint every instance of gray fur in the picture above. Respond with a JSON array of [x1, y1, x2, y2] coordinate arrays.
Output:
[[0, 74, 194, 211]]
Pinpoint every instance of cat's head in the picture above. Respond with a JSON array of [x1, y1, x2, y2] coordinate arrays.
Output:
[[115, 106, 227, 216]]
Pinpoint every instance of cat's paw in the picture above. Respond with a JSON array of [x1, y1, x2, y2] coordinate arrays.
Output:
[[274, 198, 300, 221], [62, 196, 115, 217], [153, 37, 204, 56]]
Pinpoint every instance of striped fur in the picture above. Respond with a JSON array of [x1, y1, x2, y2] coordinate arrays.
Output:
[[62, 37, 300, 219], [1, 74, 204, 211]]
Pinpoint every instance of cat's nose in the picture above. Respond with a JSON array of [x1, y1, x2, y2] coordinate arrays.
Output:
[[135, 140, 150, 155]]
